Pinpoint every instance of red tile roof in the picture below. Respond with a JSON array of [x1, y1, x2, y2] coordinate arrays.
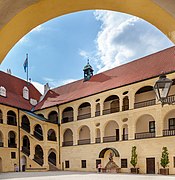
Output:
[[35, 46, 175, 110], [0, 71, 41, 110]]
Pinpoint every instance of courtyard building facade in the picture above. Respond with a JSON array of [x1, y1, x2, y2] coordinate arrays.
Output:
[[1, 47, 175, 174]]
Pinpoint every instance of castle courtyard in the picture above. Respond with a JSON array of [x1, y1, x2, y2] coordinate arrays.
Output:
[[1, 171, 175, 180]]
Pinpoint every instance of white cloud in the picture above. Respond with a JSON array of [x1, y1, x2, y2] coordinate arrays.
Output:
[[32, 81, 44, 94], [30, 25, 44, 33], [43, 77, 77, 88], [93, 10, 173, 73], [18, 36, 29, 44], [79, 50, 89, 59]]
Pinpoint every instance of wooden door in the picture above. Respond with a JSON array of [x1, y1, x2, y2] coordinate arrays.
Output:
[[146, 158, 155, 174]]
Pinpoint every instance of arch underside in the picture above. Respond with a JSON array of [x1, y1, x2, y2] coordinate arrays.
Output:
[[99, 147, 120, 158], [0, 0, 175, 63]]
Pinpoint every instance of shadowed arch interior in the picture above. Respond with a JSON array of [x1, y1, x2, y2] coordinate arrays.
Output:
[[99, 148, 120, 158]]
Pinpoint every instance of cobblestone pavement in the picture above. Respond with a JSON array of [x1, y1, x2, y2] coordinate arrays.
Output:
[[1, 171, 175, 180]]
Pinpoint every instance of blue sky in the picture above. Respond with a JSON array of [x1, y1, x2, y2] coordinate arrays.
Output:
[[0, 10, 173, 94]]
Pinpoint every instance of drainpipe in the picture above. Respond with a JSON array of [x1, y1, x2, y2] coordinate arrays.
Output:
[[56, 106, 61, 165], [18, 109, 21, 172]]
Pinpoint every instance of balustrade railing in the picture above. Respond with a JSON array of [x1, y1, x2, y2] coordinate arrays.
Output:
[[135, 132, 155, 139], [134, 99, 156, 109], [62, 116, 74, 123], [95, 137, 101, 143], [22, 146, 30, 156], [8, 142, 17, 148], [122, 105, 129, 111], [122, 134, 128, 141], [33, 155, 43, 166], [95, 111, 100, 117], [33, 131, 43, 141], [77, 113, 91, 120], [103, 107, 119, 115], [48, 157, 56, 166], [163, 94, 175, 104], [21, 124, 30, 133], [62, 141, 73, 146], [78, 139, 90, 145], [103, 136, 119, 143], [163, 129, 175, 136], [48, 136, 57, 141]]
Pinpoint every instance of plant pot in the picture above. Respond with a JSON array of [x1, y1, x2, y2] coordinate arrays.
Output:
[[131, 168, 139, 174], [160, 168, 169, 175]]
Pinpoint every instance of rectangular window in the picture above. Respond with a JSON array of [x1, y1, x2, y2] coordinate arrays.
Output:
[[149, 121, 155, 133], [11, 152, 16, 159], [81, 160, 86, 168], [96, 159, 101, 168], [65, 161, 69, 168], [169, 118, 175, 130], [121, 159, 127, 168]]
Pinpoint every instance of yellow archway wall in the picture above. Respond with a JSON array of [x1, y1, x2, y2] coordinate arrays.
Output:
[[0, 0, 175, 63]]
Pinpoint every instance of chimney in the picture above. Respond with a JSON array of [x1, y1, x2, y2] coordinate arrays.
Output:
[[39, 83, 50, 102], [7, 69, 12, 75], [44, 83, 50, 95]]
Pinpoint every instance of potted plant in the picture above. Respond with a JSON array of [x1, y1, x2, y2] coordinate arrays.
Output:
[[160, 147, 170, 175], [130, 146, 139, 174]]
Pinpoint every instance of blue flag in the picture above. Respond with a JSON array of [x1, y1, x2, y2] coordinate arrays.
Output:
[[23, 56, 28, 72]]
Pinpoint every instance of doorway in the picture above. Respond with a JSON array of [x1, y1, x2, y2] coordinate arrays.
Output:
[[146, 158, 155, 174]]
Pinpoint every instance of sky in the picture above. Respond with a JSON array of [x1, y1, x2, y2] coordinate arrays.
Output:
[[0, 10, 173, 94]]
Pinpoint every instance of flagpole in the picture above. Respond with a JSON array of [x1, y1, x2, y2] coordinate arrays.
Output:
[[26, 53, 28, 82]]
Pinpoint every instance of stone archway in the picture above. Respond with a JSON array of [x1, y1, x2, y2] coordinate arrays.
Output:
[[0, 1, 175, 62], [21, 156, 27, 172], [99, 147, 120, 173]]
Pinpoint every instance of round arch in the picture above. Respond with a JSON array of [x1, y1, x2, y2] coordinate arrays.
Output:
[[0, 0, 175, 63], [163, 109, 175, 130], [47, 129, 56, 141], [63, 128, 73, 146], [21, 115, 30, 133], [48, 151, 56, 166], [99, 147, 120, 158]]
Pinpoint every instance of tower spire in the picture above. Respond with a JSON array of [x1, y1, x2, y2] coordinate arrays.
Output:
[[83, 59, 93, 81]]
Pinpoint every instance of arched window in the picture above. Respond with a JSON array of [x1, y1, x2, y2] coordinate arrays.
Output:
[[77, 102, 91, 120], [8, 131, 16, 148], [23, 86, 29, 100], [34, 124, 43, 141], [48, 151, 56, 166], [0, 86, 6, 97], [134, 86, 155, 109], [103, 95, 120, 115], [62, 107, 74, 123], [21, 115, 30, 133], [48, 111, 58, 124], [95, 103, 100, 116], [122, 96, 129, 111], [22, 136, 30, 156], [7, 110, 17, 126], [78, 125, 91, 145], [63, 129, 73, 146], [47, 129, 56, 141], [34, 145, 44, 166], [0, 110, 3, 123], [104, 121, 119, 142]]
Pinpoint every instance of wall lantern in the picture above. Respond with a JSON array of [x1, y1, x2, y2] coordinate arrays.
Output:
[[154, 73, 172, 105]]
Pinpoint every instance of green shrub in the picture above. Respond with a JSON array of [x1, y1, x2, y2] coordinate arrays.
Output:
[[160, 147, 170, 168], [130, 146, 137, 168]]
